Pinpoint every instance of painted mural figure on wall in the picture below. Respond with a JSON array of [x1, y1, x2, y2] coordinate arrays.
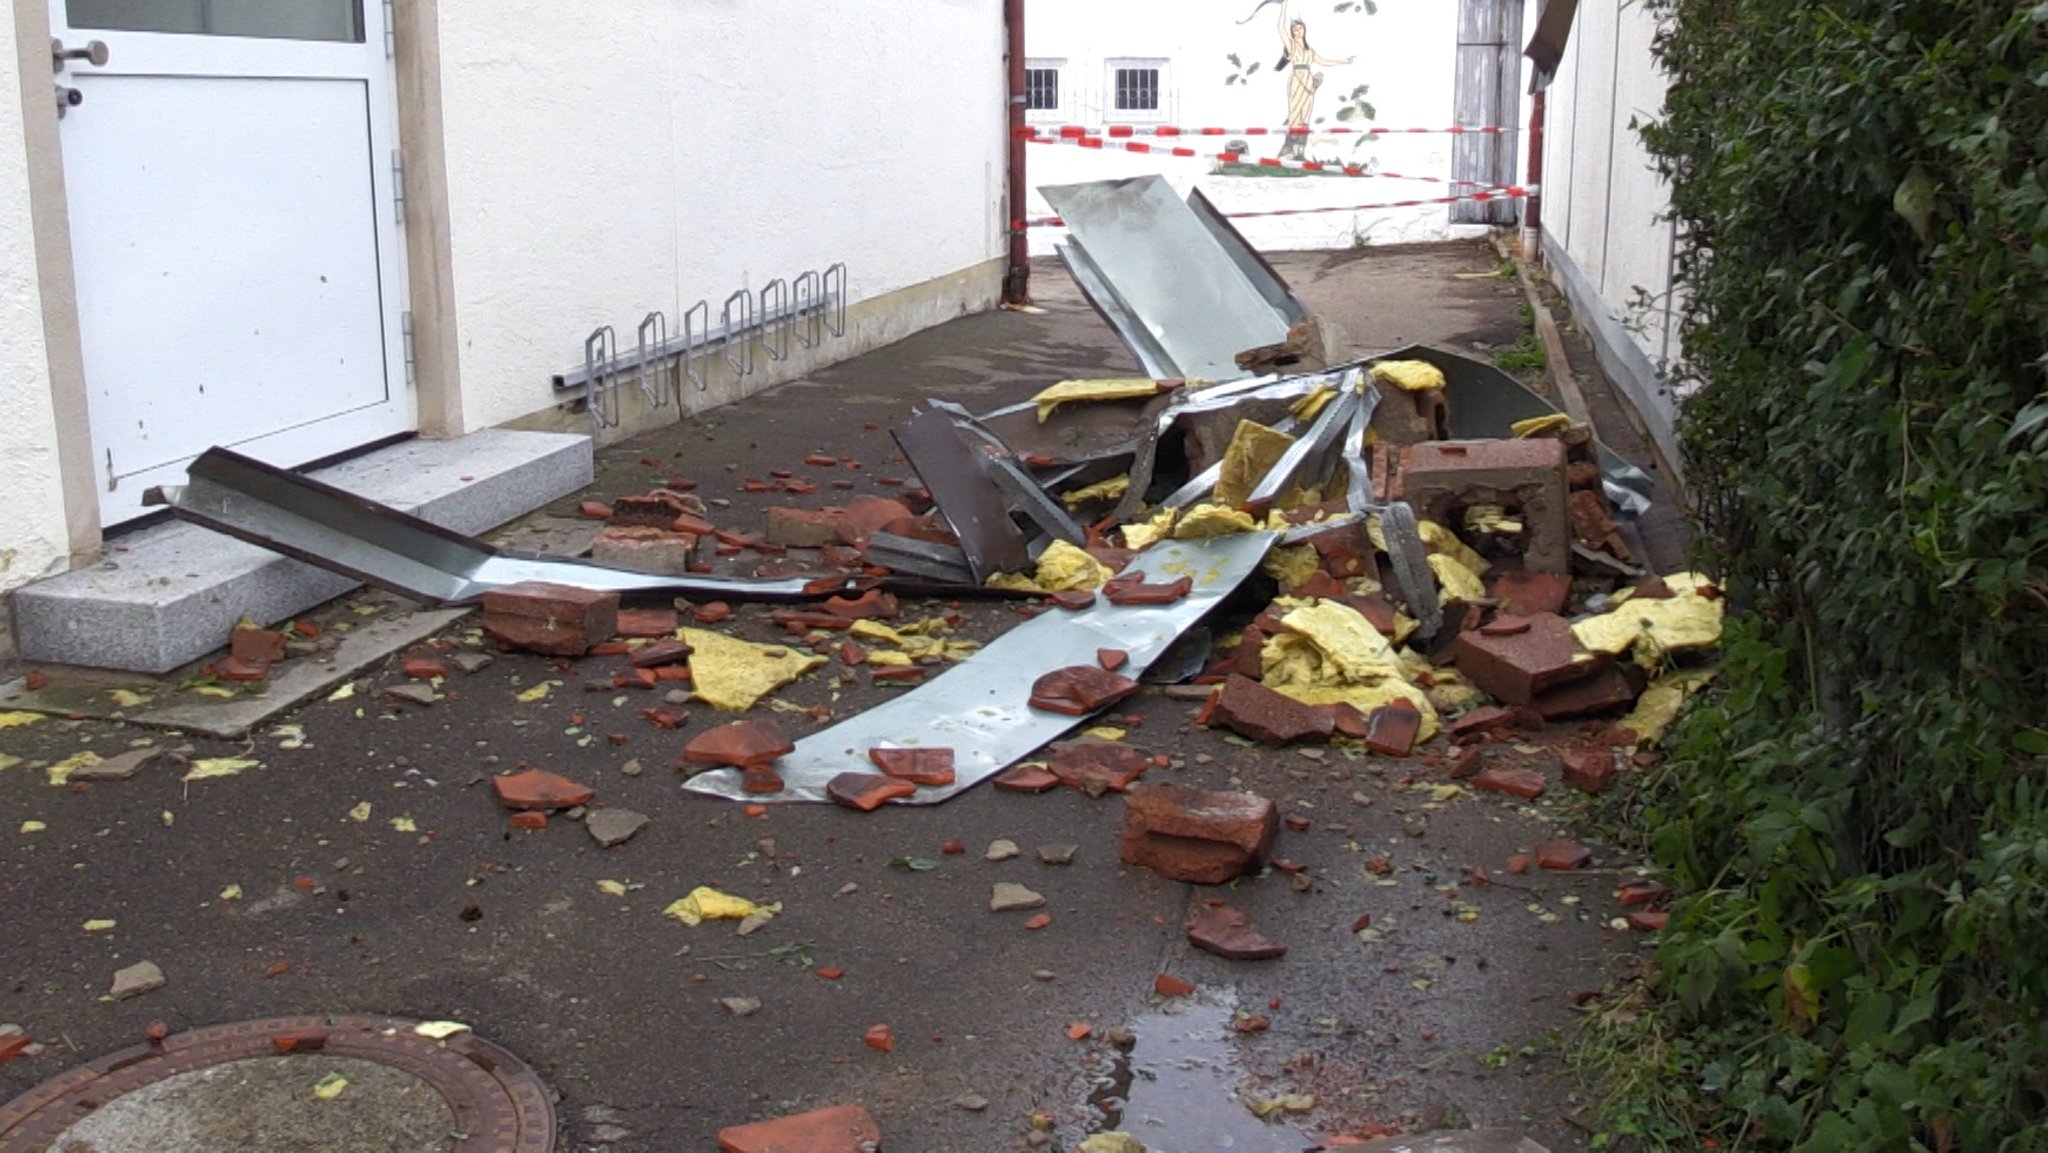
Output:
[[1247, 0, 1354, 157]]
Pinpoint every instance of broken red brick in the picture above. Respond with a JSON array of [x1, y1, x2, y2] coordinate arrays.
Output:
[[400, 656, 445, 680], [1626, 910, 1670, 932], [589, 641, 632, 657], [1569, 489, 1632, 560], [1616, 878, 1673, 907], [1364, 700, 1423, 757], [1320, 702, 1372, 740], [824, 590, 899, 620], [641, 707, 690, 730], [607, 493, 689, 529], [22, 668, 48, 692], [836, 495, 915, 546], [837, 642, 868, 667], [1561, 749, 1619, 795], [717, 1105, 881, 1153], [1187, 905, 1287, 960], [1052, 590, 1097, 611], [692, 602, 732, 624], [1210, 674, 1335, 745], [1025, 913, 1053, 931], [1097, 648, 1129, 672], [741, 766, 785, 795], [993, 764, 1060, 794], [578, 500, 613, 520], [629, 639, 693, 669], [231, 624, 288, 665], [672, 512, 716, 537], [684, 720, 795, 770], [1471, 766, 1547, 799], [1448, 746, 1488, 780], [653, 666, 692, 683], [1289, 570, 1348, 600], [481, 582, 621, 658], [0, 1032, 32, 1065], [1233, 1014, 1271, 1034], [209, 655, 272, 682], [509, 811, 548, 830], [826, 772, 918, 812], [1028, 665, 1141, 716], [1479, 615, 1532, 637], [1534, 839, 1593, 870], [1049, 743, 1154, 794], [763, 506, 847, 549], [616, 607, 679, 639], [1120, 785, 1279, 884], [1269, 858, 1309, 876], [270, 1029, 329, 1054], [1448, 705, 1544, 739], [1283, 815, 1312, 833], [1301, 522, 1378, 581], [1154, 974, 1197, 999], [871, 666, 928, 686], [1532, 664, 1645, 721], [868, 747, 956, 787], [1102, 573, 1194, 606], [1453, 612, 1605, 706], [1488, 569, 1573, 616], [611, 668, 658, 690], [493, 769, 595, 812], [862, 1024, 894, 1053]]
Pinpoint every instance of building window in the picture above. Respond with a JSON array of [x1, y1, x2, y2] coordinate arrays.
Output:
[[1114, 67, 1160, 112], [1105, 58, 1169, 120], [1026, 67, 1061, 112]]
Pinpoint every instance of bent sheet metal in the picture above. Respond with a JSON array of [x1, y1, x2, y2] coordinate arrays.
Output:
[[683, 532, 1277, 805]]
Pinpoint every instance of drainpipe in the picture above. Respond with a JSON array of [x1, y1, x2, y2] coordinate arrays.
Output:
[[1003, 0, 1030, 304], [1523, 89, 1545, 251]]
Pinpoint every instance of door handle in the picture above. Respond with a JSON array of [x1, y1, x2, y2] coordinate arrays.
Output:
[[50, 38, 111, 73]]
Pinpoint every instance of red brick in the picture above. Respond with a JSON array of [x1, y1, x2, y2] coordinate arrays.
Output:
[[1029, 666, 1140, 716], [1052, 590, 1097, 611], [493, 769, 596, 812], [1283, 815, 1311, 833], [1534, 839, 1593, 870], [629, 639, 693, 669], [824, 590, 899, 620], [773, 610, 852, 633], [872, 666, 928, 686], [1322, 702, 1372, 740], [230, 624, 288, 664], [509, 811, 548, 830], [1448, 705, 1543, 739], [1210, 674, 1334, 745], [763, 506, 847, 548], [641, 707, 690, 730], [1154, 973, 1196, 998], [400, 657, 447, 681], [589, 641, 631, 656], [1532, 664, 1645, 721], [1471, 766, 1547, 799], [1561, 749, 1619, 795], [827, 772, 918, 812], [742, 766, 786, 795], [1488, 570, 1573, 616], [1186, 905, 1287, 960], [611, 669, 657, 690], [578, 500, 613, 519], [671, 512, 716, 536], [0, 1032, 31, 1065], [1120, 785, 1278, 883], [1448, 746, 1488, 779], [1102, 573, 1193, 606], [1626, 910, 1669, 932], [1343, 592, 1401, 637], [1401, 438, 1571, 574], [717, 1104, 881, 1153], [684, 720, 794, 770], [1453, 612, 1605, 705], [1049, 743, 1153, 793], [868, 747, 956, 787], [1097, 648, 1129, 671], [993, 764, 1060, 794], [692, 602, 732, 624], [1569, 489, 1632, 560], [1616, 878, 1673, 907], [210, 655, 272, 682], [1364, 700, 1423, 756], [591, 525, 699, 575], [481, 582, 620, 657], [1301, 522, 1378, 581], [608, 492, 689, 528], [270, 1029, 329, 1054], [836, 496, 915, 546], [616, 607, 679, 639], [837, 642, 868, 667]]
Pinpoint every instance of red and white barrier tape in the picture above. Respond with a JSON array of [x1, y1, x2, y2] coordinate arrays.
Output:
[[1019, 124, 1513, 140], [1015, 184, 1534, 231], [1024, 133, 1508, 186]]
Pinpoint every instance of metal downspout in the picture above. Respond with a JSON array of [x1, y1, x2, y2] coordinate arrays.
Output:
[[1004, 0, 1030, 304]]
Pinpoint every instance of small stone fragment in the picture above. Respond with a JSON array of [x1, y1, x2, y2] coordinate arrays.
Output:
[[69, 747, 164, 783], [986, 839, 1020, 861], [384, 683, 439, 706], [1038, 843, 1079, 866], [109, 961, 165, 1001], [719, 997, 762, 1017], [990, 882, 1047, 912], [863, 1024, 894, 1053], [585, 808, 649, 847], [953, 1093, 990, 1112]]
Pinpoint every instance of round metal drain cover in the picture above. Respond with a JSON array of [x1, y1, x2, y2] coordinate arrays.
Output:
[[0, 1016, 553, 1153]]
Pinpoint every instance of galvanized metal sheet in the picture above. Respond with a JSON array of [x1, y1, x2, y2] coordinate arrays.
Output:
[[147, 448, 842, 605], [1042, 175, 1304, 382], [682, 532, 1277, 806]]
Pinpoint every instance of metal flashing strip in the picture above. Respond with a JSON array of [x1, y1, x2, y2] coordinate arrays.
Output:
[[145, 448, 847, 606], [683, 532, 1278, 806], [1040, 175, 1306, 382]]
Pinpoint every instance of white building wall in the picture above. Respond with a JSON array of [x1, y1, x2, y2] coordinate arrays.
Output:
[[436, 0, 1007, 433], [1023, 0, 1507, 253], [0, 15, 72, 598], [1538, 0, 1682, 469]]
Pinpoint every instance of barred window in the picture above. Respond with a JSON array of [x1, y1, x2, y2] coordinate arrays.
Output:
[[1025, 67, 1061, 111], [1113, 67, 1161, 112]]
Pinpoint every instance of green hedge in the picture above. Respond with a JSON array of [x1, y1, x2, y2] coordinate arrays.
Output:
[[1615, 2, 2048, 1149]]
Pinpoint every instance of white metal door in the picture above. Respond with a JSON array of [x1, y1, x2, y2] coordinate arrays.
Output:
[[48, 0, 411, 524]]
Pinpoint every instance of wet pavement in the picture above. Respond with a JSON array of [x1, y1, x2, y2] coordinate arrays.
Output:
[[0, 242, 1675, 1152]]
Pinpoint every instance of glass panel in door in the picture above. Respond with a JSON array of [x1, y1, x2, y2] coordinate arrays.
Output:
[[65, 0, 363, 43]]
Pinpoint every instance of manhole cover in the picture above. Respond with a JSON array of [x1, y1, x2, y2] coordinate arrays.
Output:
[[0, 1016, 553, 1153]]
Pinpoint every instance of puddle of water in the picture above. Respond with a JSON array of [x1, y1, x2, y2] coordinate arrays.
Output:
[[1086, 992, 1312, 1151]]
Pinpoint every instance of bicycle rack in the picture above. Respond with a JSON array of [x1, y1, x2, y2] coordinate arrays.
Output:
[[793, 270, 823, 350], [759, 278, 790, 362], [682, 299, 711, 392], [584, 325, 621, 429], [722, 289, 756, 378], [636, 311, 672, 409]]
